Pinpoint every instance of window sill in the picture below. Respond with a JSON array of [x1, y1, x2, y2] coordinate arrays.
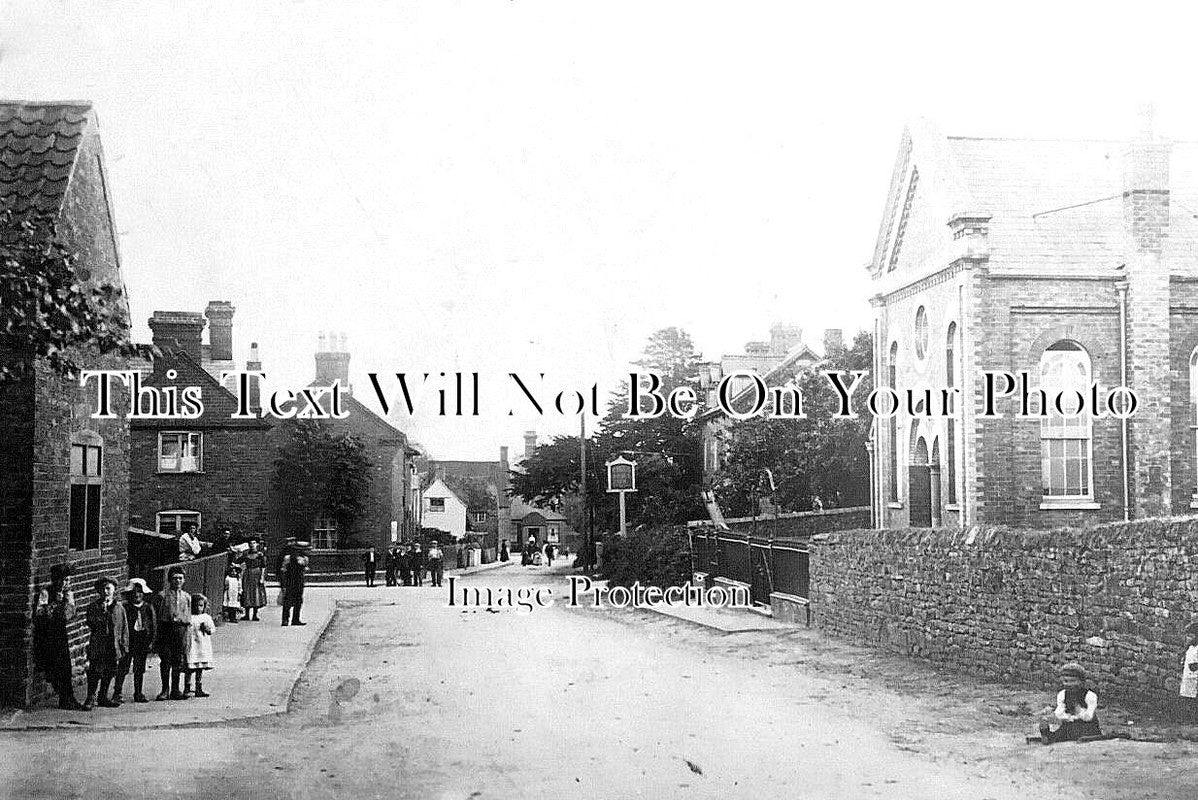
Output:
[[887, 501, 904, 509], [1039, 499, 1100, 511], [157, 470, 205, 475], [945, 504, 960, 512]]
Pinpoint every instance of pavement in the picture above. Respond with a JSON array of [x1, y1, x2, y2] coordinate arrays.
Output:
[[0, 560, 512, 731], [1, 561, 1182, 799]]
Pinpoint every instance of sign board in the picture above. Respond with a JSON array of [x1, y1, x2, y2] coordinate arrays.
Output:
[[606, 456, 637, 493]]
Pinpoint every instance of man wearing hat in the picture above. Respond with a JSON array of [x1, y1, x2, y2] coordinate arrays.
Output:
[[426, 540, 444, 588], [1038, 662, 1101, 743], [115, 578, 157, 704], [33, 563, 82, 709], [279, 538, 310, 626]]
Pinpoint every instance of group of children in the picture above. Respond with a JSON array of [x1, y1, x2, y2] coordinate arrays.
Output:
[[1033, 621, 1198, 744], [34, 563, 218, 711]]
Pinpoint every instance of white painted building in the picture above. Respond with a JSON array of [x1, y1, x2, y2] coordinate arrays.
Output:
[[421, 477, 467, 540]]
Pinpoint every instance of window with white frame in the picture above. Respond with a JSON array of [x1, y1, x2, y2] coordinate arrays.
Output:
[[158, 432, 203, 473], [1040, 341, 1093, 499], [470, 511, 487, 524], [157, 509, 200, 535], [69, 434, 103, 551], [428, 497, 445, 511], [313, 517, 338, 549]]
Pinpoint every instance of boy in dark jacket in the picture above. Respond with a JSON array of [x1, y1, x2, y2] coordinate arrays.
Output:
[[84, 577, 129, 710]]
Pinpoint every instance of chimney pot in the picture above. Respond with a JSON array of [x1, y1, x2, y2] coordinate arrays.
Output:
[[149, 311, 206, 364]]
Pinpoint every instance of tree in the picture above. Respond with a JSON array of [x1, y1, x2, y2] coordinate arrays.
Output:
[[1, 209, 139, 380], [512, 327, 705, 532], [715, 330, 873, 516], [273, 420, 374, 545]]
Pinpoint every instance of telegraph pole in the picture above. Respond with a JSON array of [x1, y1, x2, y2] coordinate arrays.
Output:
[[580, 413, 589, 570]]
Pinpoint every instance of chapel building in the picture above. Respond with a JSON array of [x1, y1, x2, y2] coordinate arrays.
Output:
[[869, 115, 1198, 529]]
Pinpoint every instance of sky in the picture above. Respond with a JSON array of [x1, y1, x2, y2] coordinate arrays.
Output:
[[4, 1, 1198, 458]]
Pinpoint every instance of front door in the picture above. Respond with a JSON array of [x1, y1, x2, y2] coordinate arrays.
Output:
[[909, 436, 932, 527]]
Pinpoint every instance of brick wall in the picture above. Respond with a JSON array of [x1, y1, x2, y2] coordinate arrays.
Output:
[[714, 506, 871, 539], [810, 521, 1198, 709], [0, 124, 133, 708], [129, 426, 272, 537]]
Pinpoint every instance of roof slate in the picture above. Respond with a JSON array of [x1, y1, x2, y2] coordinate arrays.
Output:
[[0, 102, 92, 217], [945, 137, 1198, 274]]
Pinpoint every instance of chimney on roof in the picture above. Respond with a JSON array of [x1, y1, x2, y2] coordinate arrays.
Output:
[[500, 446, 509, 465], [149, 311, 206, 364], [246, 341, 262, 413], [523, 431, 537, 459], [822, 329, 844, 355], [1122, 102, 1174, 518], [769, 324, 802, 355], [314, 331, 351, 392], [1123, 103, 1170, 254], [204, 301, 235, 362]]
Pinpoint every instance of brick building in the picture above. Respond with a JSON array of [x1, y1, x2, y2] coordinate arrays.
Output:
[[424, 447, 512, 549], [266, 334, 419, 554], [869, 115, 1198, 529], [509, 431, 577, 550], [0, 102, 132, 707], [128, 304, 272, 561], [697, 325, 824, 487]]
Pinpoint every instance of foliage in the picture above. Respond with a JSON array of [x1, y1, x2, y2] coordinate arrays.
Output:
[[272, 419, 374, 543], [715, 330, 873, 516], [511, 327, 706, 533], [0, 209, 140, 380], [601, 526, 693, 589]]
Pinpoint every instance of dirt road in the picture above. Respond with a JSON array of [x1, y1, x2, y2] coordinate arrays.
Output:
[[0, 564, 1175, 799]]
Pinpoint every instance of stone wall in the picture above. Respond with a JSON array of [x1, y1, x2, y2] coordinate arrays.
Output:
[[809, 520, 1198, 709]]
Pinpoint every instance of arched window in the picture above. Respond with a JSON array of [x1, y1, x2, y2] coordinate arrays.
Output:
[[1040, 341, 1093, 499], [914, 307, 928, 359], [946, 323, 957, 504], [888, 341, 899, 501], [1190, 349, 1198, 498]]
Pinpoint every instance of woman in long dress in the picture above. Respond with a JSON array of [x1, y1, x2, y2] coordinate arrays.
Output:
[[239, 538, 267, 621]]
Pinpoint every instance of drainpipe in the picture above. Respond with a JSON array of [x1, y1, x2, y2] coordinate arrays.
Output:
[[1117, 279, 1130, 522]]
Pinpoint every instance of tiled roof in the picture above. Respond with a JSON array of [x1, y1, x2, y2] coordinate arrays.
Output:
[[946, 137, 1198, 273], [0, 101, 91, 216]]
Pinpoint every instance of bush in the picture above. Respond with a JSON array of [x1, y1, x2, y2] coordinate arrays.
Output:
[[600, 525, 693, 589]]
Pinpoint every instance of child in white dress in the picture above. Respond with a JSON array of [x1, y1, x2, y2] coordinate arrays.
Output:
[[184, 593, 216, 699], [222, 564, 242, 623], [1180, 621, 1198, 722]]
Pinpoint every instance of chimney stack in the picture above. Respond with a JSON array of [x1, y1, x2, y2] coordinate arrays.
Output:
[[768, 324, 803, 355], [149, 311, 206, 365], [822, 328, 844, 355], [523, 430, 537, 459], [500, 446, 509, 465], [246, 341, 262, 413], [1122, 103, 1174, 517], [204, 300, 235, 362], [314, 331, 351, 391]]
